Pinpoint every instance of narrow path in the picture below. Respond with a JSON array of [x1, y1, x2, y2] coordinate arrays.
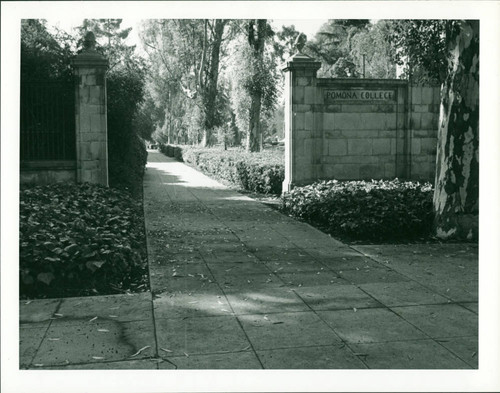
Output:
[[142, 150, 477, 369], [18, 151, 477, 370]]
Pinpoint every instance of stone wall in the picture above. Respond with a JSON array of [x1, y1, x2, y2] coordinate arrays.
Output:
[[20, 31, 109, 187], [318, 79, 408, 181], [281, 53, 440, 191], [408, 86, 441, 181], [20, 161, 76, 185]]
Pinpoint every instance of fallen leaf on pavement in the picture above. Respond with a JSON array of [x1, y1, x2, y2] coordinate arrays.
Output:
[[130, 346, 151, 357], [89, 316, 98, 322]]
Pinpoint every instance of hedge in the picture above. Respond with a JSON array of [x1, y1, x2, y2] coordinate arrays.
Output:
[[160, 144, 284, 195], [107, 68, 147, 198], [280, 179, 434, 241], [160, 144, 184, 162], [19, 183, 149, 299]]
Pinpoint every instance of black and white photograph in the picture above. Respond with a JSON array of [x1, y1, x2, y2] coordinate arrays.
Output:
[[2, 1, 499, 392]]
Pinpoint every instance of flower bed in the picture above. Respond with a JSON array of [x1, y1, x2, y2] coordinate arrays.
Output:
[[20, 183, 149, 299], [280, 179, 434, 241]]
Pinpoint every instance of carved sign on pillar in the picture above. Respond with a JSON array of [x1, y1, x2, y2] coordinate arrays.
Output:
[[71, 32, 109, 186]]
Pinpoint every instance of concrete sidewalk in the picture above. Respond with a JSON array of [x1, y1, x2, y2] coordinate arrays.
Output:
[[20, 150, 478, 369]]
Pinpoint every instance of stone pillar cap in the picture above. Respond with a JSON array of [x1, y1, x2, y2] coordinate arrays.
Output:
[[281, 53, 322, 72], [72, 31, 109, 68]]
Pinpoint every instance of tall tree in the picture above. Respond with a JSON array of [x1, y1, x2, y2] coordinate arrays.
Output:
[[246, 19, 267, 152], [433, 21, 479, 239], [228, 20, 278, 152], [391, 20, 479, 239], [140, 19, 227, 147], [202, 19, 227, 146]]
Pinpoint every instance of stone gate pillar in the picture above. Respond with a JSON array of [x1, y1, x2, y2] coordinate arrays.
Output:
[[281, 53, 321, 192], [72, 32, 109, 186]]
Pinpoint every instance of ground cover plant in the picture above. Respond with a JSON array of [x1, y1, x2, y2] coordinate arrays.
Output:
[[161, 144, 285, 195], [281, 179, 434, 242], [19, 183, 149, 299]]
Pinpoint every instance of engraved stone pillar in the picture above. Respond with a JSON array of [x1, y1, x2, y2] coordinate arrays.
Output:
[[281, 52, 321, 192], [72, 32, 109, 186]]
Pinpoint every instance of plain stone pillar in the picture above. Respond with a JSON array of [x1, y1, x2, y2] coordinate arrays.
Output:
[[281, 53, 321, 192], [72, 32, 109, 186]]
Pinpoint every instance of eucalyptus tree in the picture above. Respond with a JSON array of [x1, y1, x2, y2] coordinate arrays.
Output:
[[228, 19, 279, 152], [140, 19, 228, 146]]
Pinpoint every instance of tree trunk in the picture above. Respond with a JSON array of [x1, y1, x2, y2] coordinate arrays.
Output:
[[246, 19, 267, 152], [231, 111, 240, 146], [433, 21, 479, 240], [201, 19, 226, 147], [247, 94, 263, 152]]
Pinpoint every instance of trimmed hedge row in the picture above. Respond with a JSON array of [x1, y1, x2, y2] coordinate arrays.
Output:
[[281, 179, 434, 241], [107, 72, 147, 198], [160, 144, 285, 195], [160, 144, 184, 162]]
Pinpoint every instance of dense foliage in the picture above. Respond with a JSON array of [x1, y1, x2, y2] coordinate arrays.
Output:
[[281, 179, 434, 241], [141, 20, 283, 150], [21, 19, 73, 83], [107, 69, 148, 196], [21, 19, 148, 197], [20, 183, 149, 299], [388, 20, 450, 84], [161, 144, 284, 194]]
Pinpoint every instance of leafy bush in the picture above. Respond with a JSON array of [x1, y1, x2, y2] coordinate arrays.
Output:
[[161, 145, 284, 194], [160, 144, 184, 162], [281, 179, 434, 241], [107, 67, 147, 197], [19, 183, 149, 299]]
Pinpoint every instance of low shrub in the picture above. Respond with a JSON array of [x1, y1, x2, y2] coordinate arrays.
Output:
[[161, 145, 284, 195], [160, 144, 184, 162], [19, 183, 149, 299], [280, 179, 434, 241]]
